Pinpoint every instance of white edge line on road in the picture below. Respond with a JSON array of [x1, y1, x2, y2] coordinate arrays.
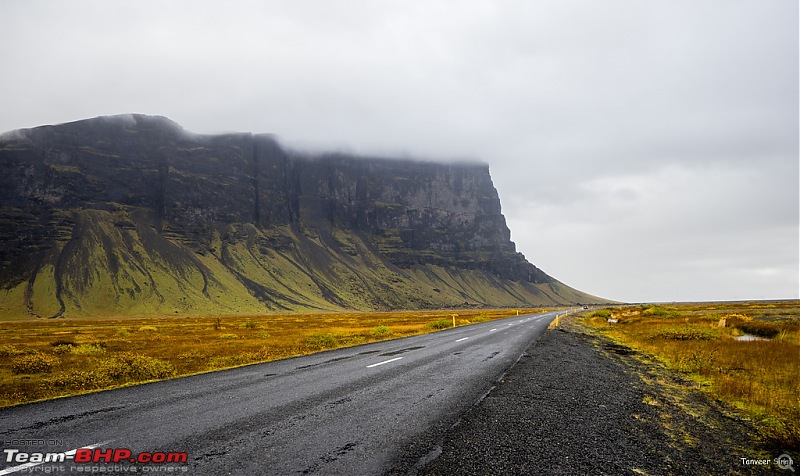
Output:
[[489, 328, 497, 332], [455, 337, 469, 342], [0, 441, 112, 476], [366, 357, 403, 368]]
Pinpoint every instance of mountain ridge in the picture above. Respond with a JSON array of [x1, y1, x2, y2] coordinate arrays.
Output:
[[0, 114, 606, 319]]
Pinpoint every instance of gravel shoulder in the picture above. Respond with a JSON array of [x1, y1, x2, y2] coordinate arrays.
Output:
[[415, 316, 775, 475]]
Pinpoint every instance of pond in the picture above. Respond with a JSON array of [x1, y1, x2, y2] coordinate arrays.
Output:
[[734, 334, 770, 342]]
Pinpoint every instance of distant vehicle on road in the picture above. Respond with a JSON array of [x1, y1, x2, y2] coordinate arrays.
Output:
[[583, 305, 589, 310]]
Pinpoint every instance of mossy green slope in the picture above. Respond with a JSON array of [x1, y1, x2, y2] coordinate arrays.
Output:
[[0, 206, 604, 319]]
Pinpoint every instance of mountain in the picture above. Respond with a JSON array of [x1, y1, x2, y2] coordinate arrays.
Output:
[[0, 114, 604, 319]]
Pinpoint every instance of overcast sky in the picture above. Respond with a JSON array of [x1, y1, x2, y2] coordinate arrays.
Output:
[[1, 0, 797, 302]]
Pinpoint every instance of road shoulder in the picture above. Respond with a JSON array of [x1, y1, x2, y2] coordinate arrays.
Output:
[[416, 316, 767, 475]]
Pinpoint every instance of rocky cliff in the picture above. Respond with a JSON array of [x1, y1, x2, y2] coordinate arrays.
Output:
[[0, 114, 603, 319]]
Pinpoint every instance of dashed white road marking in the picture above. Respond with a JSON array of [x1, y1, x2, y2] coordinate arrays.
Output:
[[489, 328, 497, 332], [455, 337, 469, 342], [366, 357, 403, 368]]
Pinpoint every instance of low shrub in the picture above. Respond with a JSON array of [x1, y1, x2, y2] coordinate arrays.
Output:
[[50, 339, 77, 348], [735, 321, 780, 339], [370, 325, 393, 337], [650, 326, 718, 341], [218, 334, 238, 340], [591, 309, 613, 319], [642, 306, 679, 318], [48, 354, 174, 389], [138, 326, 158, 332], [70, 344, 107, 355], [99, 353, 175, 381], [304, 333, 339, 349], [760, 406, 800, 450], [47, 370, 111, 390], [427, 319, 452, 330], [675, 349, 718, 374], [469, 312, 489, 324], [0, 345, 25, 357], [210, 355, 252, 367], [11, 354, 61, 374]]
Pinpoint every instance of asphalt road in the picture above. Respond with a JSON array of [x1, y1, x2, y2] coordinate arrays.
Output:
[[0, 310, 561, 475]]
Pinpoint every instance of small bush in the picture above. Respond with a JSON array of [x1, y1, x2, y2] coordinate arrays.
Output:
[[99, 353, 175, 381], [11, 354, 61, 374], [0, 345, 25, 357], [370, 325, 393, 337], [50, 339, 77, 348], [427, 319, 452, 330], [244, 322, 258, 330], [255, 331, 271, 339], [47, 370, 111, 390], [304, 333, 339, 349], [591, 309, 613, 319], [650, 326, 718, 341], [70, 344, 107, 355], [138, 326, 158, 332], [219, 334, 238, 340], [642, 306, 679, 318], [49, 354, 174, 389]]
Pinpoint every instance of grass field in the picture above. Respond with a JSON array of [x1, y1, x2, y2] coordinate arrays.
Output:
[[0, 308, 544, 407], [580, 300, 800, 450]]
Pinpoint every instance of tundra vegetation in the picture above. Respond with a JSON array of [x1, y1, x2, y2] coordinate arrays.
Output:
[[0, 308, 541, 407], [582, 300, 800, 450]]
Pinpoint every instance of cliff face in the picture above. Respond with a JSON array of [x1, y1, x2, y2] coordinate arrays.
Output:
[[0, 114, 602, 319]]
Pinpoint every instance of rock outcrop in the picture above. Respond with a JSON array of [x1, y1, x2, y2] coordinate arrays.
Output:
[[0, 114, 603, 318]]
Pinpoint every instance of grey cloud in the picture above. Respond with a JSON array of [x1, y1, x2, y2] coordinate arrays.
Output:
[[0, 0, 796, 301]]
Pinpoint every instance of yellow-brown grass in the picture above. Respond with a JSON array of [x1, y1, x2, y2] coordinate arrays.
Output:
[[581, 301, 800, 450], [0, 308, 546, 407]]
